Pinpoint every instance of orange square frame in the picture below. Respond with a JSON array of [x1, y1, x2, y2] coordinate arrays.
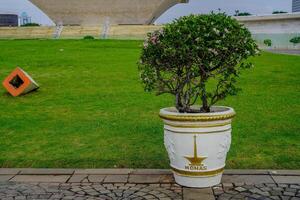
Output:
[[2, 67, 33, 97]]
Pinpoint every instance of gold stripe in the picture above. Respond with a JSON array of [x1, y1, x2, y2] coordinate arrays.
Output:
[[171, 166, 224, 177], [164, 127, 232, 134], [159, 112, 235, 122], [164, 121, 231, 128]]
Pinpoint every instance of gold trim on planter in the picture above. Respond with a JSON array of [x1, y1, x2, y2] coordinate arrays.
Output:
[[164, 127, 232, 134], [159, 113, 235, 122], [164, 121, 231, 128], [171, 166, 224, 177]]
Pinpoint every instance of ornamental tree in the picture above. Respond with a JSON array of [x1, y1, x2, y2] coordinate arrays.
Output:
[[139, 13, 259, 113], [290, 36, 300, 45], [264, 39, 272, 47]]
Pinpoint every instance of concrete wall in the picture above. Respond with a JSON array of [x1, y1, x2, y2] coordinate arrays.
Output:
[[109, 25, 162, 39], [252, 33, 300, 50], [236, 13, 300, 49], [0, 13, 299, 50], [0, 25, 162, 40], [28, 0, 188, 25], [60, 26, 102, 39], [0, 26, 55, 39]]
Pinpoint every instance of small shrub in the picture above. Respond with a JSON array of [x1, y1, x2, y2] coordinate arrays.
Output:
[[263, 39, 272, 47], [21, 23, 40, 27], [139, 13, 259, 113], [290, 36, 300, 44], [83, 35, 95, 40], [272, 11, 287, 14], [234, 10, 252, 16]]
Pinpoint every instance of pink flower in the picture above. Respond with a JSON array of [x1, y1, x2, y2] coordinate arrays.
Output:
[[143, 41, 148, 48], [150, 35, 160, 45]]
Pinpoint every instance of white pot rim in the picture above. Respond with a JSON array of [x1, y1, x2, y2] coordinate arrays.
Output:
[[159, 106, 235, 122]]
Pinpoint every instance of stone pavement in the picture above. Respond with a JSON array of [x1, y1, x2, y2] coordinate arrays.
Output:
[[0, 169, 299, 200]]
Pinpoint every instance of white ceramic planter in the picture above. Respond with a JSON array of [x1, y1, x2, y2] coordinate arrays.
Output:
[[159, 106, 235, 188]]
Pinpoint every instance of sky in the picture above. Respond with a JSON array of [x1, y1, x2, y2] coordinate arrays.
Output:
[[0, 0, 293, 26]]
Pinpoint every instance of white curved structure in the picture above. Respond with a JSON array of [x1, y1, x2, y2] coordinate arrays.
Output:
[[28, 0, 189, 25]]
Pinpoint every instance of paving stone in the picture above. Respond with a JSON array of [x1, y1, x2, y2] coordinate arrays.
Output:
[[160, 174, 175, 183], [226, 190, 239, 195], [272, 187, 284, 191], [286, 188, 297, 193], [270, 196, 281, 200], [218, 193, 232, 200], [284, 191, 296, 196], [281, 197, 292, 200], [278, 184, 289, 188], [0, 169, 21, 175], [132, 169, 173, 175], [67, 175, 87, 183], [129, 175, 162, 183], [218, 183, 300, 200], [291, 197, 300, 200], [243, 185, 255, 189], [270, 190, 282, 196], [213, 187, 224, 195], [222, 175, 275, 184], [223, 183, 233, 187], [256, 190, 270, 196], [38, 194, 52, 199], [224, 170, 269, 175], [266, 183, 277, 187], [20, 169, 74, 175], [1, 169, 299, 199], [183, 187, 215, 200], [291, 185, 300, 189], [114, 183, 125, 186], [103, 175, 128, 183], [15, 196, 26, 200], [74, 168, 133, 175], [270, 170, 300, 176], [0, 175, 14, 181], [234, 182, 245, 187], [10, 175, 70, 183], [249, 188, 262, 193], [255, 183, 265, 188], [87, 175, 106, 183], [261, 186, 272, 192], [249, 193, 262, 199], [235, 186, 247, 192], [272, 176, 300, 184]]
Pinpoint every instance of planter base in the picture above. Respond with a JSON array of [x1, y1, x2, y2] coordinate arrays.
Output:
[[174, 173, 222, 188]]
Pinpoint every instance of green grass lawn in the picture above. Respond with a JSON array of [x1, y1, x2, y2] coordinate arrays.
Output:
[[0, 40, 299, 169]]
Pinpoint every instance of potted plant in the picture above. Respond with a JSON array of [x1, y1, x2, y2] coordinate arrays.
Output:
[[138, 13, 259, 188]]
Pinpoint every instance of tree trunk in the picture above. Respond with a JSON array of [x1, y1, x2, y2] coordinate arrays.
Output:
[[200, 77, 210, 113], [200, 93, 210, 113], [176, 93, 185, 113]]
